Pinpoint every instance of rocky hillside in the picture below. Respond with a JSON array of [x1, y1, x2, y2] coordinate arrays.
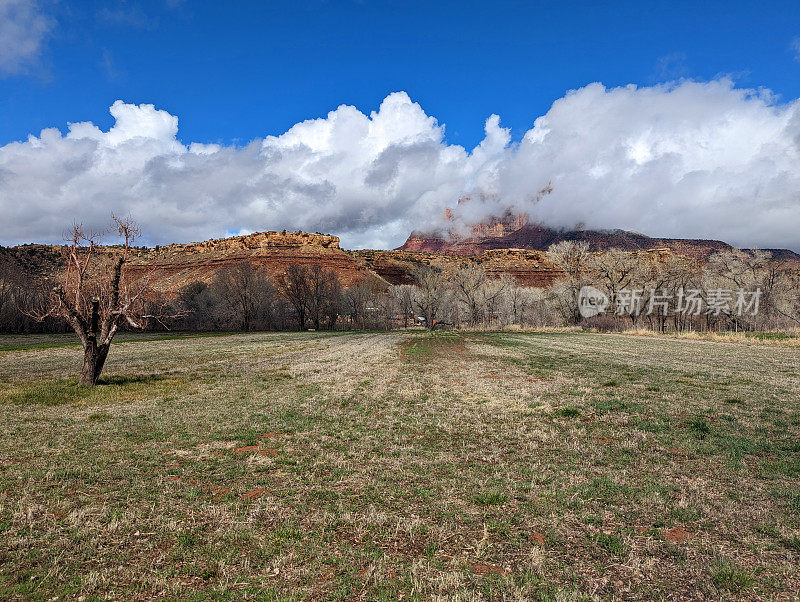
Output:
[[1, 231, 385, 298], [351, 248, 563, 287], [124, 231, 380, 293], [399, 211, 800, 264], [3, 218, 798, 298]]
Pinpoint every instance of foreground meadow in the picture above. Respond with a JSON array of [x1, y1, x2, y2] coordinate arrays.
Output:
[[0, 331, 799, 600]]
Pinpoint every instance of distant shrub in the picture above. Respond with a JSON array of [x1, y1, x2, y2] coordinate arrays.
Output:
[[582, 315, 625, 332]]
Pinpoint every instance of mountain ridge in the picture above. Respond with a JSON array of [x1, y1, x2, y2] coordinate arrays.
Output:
[[398, 213, 800, 263], [2, 220, 798, 297]]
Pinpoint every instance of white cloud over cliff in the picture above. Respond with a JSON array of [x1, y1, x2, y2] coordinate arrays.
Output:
[[1, 80, 799, 250]]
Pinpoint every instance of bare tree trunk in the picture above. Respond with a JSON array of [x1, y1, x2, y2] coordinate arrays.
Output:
[[79, 342, 110, 385], [79, 343, 98, 385]]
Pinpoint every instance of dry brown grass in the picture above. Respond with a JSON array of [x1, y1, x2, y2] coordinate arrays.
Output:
[[616, 328, 800, 348], [0, 330, 798, 600]]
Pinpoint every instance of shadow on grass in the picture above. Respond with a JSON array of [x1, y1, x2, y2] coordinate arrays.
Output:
[[99, 374, 167, 386], [0, 373, 190, 406]]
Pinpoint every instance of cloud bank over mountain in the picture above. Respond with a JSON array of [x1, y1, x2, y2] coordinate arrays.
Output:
[[1, 79, 799, 250]]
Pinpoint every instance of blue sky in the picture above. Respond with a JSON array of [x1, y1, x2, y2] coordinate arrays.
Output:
[[1, 0, 800, 250], [3, 0, 800, 149]]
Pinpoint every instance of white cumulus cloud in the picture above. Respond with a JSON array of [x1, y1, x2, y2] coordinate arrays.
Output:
[[0, 0, 51, 74], [469, 80, 800, 251], [0, 80, 799, 251]]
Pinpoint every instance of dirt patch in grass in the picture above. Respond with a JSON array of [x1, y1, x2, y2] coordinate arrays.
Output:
[[233, 445, 259, 455], [530, 531, 546, 545], [664, 527, 693, 543], [240, 487, 267, 500]]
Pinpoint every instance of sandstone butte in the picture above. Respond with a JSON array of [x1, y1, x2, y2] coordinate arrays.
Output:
[[0, 228, 566, 295], [2, 219, 799, 298]]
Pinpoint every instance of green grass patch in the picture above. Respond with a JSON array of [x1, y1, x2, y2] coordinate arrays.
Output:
[[0, 374, 191, 406], [710, 559, 753, 592], [400, 331, 463, 361], [593, 533, 626, 557], [472, 491, 510, 507], [686, 416, 711, 440]]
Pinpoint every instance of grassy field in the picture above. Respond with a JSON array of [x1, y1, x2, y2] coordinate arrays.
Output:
[[1, 331, 799, 600]]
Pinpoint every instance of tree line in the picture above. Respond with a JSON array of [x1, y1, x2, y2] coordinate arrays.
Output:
[[545, 241, 800, 332], [2, 237, 799, 337], [165, 242, 800, 333], [174, 263, 392, 332]]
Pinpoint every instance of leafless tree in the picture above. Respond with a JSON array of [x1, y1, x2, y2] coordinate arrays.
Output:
[[344, 283, 372, 329], [451, 265, 487, 325], [548, 240, 590, 279], [306, 265, 342, 330], [502, 275, 526, 325], [661, 254, 701, 332], [27, 216, 157, 385], [411, 267, 450, 330], [376, 291, 397, 330], [389, 284, 416, 328], [277, 264, 342, 330], [706, 249, 799, 329], [547, 240, 590, 324], [177, 281, 221, 331], [278, 264, 312, 330], [451, 265, 507, 326], [0, 254, 20, 327], [210, 263, 276, 331], [589, 249, 649, 327], [641, 254, 684, 332]]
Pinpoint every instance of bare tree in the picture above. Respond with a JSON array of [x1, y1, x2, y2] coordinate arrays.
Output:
[[548, 240, 590, 280], [451, 265, 492, 326], [0, 254, 20, 329], [278, 264, 312, 331], [642, 255, 674, 332], [788, 271, 800, 326], [306, 265, 342, 330], [389, 284, 416, 328], [706, 249, 799, 329], [661, 254, 701, 332], [376, 291, 397, 330], [177, 281, 221, 331], [502, 275, 525, 325], [211, 263, 275, 331], [277, 264, 342, 331], [546, 240, 590, 324], [320, 272, 344, 330], [344, 283, 372, 329], [411, 267, 450, 330], [589, 249, 648, 327], [28, 217, 155, 385]]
